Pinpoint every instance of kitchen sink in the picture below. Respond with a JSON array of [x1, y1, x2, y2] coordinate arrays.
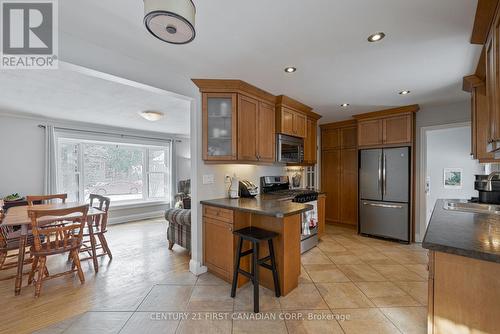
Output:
[[443, 200, 500, 215]]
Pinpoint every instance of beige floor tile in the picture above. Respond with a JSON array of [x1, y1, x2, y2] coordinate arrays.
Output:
[[160, 270, 199, 285], [301, 247, 333, 265], [371, 264, 426, 282], [233, 284, 281, 311], [337, 264, 387, 282], [325, 251, 365, 265], [303, 264, 351, 283], [335, 308, 400, 334], [381, 251, 428, 265], [187, 285, 234, 311], [177, 316, 232, 334], [404, 264, 429, 279], [279, 283, 329, 310], [138, 285, 193, 311], [394, 281, 428, 305], [62, 312, 132, 334], [285, 310, 344, 334], [381, 306, 427, 334], [355, 282, 421, 307], [316, 282, 374, 309], [120, 312, 179, 334], [318, 240, 348, 252], [299, 265, 313, 283], [353, 251, 398, 265], [232, 312, 287, 334], [196, 272, 229, 286]]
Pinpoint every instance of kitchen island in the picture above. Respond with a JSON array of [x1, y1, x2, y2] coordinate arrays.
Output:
[[200, 195, 324, 296], [422, 199, 500, 334]]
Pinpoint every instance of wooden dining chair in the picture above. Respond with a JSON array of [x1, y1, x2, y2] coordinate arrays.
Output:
[[27, 205, 88, 298], [78, 194, 112, 273], [26, 194, 67, 206], [0, 208, 34, 281]]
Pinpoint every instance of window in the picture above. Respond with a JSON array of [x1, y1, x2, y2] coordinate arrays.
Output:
[[57, 134, 171, 204]]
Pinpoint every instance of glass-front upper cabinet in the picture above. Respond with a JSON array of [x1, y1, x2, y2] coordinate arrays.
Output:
[[203, 93, 237, 161]]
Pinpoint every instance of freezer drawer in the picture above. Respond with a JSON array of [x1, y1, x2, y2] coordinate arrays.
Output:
[[359, 200, 409, 242]]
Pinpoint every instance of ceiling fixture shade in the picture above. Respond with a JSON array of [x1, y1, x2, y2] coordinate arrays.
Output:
[[140, 111, 165, 121], [144, 0, 196, 44], [367, 32, 386, 42], [399, 90, 411, 95], [284, 67, 297, 73]]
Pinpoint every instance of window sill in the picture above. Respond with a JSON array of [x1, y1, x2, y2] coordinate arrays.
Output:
[[109, 200, 170, 211]]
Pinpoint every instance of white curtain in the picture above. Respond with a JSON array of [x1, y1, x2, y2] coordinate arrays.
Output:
[[44, 125, 58, 195]]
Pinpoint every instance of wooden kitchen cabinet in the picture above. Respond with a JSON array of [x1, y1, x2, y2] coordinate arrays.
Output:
[[320, 120, 358, 226], [472, 84, 496, 162], [257, 101, 276, 162], [303, 117, 318, 164], [354, 105, 418, 148], [238, 95, 259, 161], [292, 112, 307, 138], [203, 216, 234, 281], [277, 107, 307, 138]]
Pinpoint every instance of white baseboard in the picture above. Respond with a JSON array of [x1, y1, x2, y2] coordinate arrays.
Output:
[[189, 259, 207, 276], [108, 210, 165, 225]]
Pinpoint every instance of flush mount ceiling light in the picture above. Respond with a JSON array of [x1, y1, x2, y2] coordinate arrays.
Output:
[[367, 32, 386, 42], [284, 67, 297, 73], [140, 111, 165, 121], [340, 103, 350, 107], [144, 0, 196, 44], [399, 90, 411, 95]]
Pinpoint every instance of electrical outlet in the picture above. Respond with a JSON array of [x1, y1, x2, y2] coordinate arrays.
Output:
[[202, 174, 215, 185]]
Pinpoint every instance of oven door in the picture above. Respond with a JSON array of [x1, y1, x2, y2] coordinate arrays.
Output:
[[277, 134, 304, 163]]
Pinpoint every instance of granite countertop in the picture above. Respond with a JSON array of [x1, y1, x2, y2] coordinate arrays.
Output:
[[422, 199, 500, 263], [200, 196, 312, 218]]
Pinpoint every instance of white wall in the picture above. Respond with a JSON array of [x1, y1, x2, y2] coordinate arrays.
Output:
[[174, 138, 191, 191], [425, 125, 484, 223], [0, 113, 190, 223]]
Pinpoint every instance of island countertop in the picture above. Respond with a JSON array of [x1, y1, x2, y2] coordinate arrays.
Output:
[[422, 199, 500, 263], [200, 196, 312, 218]]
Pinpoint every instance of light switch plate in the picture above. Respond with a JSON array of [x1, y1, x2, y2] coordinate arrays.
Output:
[[203, 174, 215, 184]]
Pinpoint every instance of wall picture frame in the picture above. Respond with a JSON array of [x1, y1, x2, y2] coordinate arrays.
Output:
[[443, 168, 463, 189]]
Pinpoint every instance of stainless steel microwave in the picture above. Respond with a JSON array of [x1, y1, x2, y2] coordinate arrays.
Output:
[[277, 134, 304, 164]]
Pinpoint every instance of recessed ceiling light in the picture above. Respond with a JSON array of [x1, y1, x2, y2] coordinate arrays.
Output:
[[367, 32, 386, 42], [139, 111, 164, 121], [340, 103, 350, 107], [284, 67, 297, 73], [398, 90, 411, 95]]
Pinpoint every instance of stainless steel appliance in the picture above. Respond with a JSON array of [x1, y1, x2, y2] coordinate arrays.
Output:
[[261, 176, 319, 253], [239, 180, 259, 198], [277, 134, 304, 164], [359, 147, 410, 242]]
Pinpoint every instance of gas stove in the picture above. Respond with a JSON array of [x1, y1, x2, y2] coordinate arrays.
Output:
[[260, 176, 319, 203]]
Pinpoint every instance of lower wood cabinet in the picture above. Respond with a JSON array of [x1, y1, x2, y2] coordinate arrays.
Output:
[[321, 149, 341, 223], [203, 216, 234, 281]]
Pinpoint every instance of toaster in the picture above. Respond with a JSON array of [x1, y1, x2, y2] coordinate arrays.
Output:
[[239, 180, 259, 198]]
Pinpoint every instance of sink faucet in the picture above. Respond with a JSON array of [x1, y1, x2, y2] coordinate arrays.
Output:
[[486, 171, 500, 191]]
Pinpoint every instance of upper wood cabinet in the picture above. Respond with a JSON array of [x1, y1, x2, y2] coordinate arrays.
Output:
[[354, 105, 419, 148], [277, 107, 307, 138], [257, 101, 276, 162], [237, 95, 259, 161], [472, 84, 496, 162], [321, 128, 341, 150], [303, 117, 318, 164]]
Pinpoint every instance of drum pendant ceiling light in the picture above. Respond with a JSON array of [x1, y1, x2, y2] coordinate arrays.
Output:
[[144, 0, 196, 44]]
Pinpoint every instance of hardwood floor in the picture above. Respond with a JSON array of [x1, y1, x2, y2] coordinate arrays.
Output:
[[1, 220, 428, 334], [0, 218, 190, 334]]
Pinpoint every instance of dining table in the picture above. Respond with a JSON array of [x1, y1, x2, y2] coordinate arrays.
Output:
[[2, 202, 105, 295]]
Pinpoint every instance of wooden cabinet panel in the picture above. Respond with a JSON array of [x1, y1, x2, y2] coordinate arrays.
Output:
[[293, 112, 307, 138], [341, 126, 357, 149], [203, 216, 233, 281], [472, 85, 496, 161], [340, 148, 358, 226], [321, 149, 341, 223], [304, 118, 317, 164], [358, 119, 383, 147], [321, 129, 341, 150], [383, 115, 412, 145], [486, 32, 498, 144], [203, 206, 234, 223], [257, 101, 276, 162], [237, 95, 259, 161], [280, 108, 295, 136], [317, 195, 326, 239], [492, 14, 500, 142]]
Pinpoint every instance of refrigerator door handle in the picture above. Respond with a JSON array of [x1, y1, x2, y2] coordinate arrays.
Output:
[[378, 153, 382, 195], [382, 154, 387, 196], [362, 202, 404, 209]]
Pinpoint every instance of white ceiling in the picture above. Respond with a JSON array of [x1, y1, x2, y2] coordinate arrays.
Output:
[[1, 0, 481, 128], [0, 67, 191, 135], [56, 0, 481, 124]]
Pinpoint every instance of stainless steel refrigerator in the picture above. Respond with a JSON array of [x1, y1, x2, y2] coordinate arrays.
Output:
[[359, 147, 410, 242]]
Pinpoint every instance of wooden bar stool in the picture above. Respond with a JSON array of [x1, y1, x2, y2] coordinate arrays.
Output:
[[230, 226, 281, 313]]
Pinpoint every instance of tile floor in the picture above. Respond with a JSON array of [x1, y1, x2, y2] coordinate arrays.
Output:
[[35, 223, 428, 334]]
